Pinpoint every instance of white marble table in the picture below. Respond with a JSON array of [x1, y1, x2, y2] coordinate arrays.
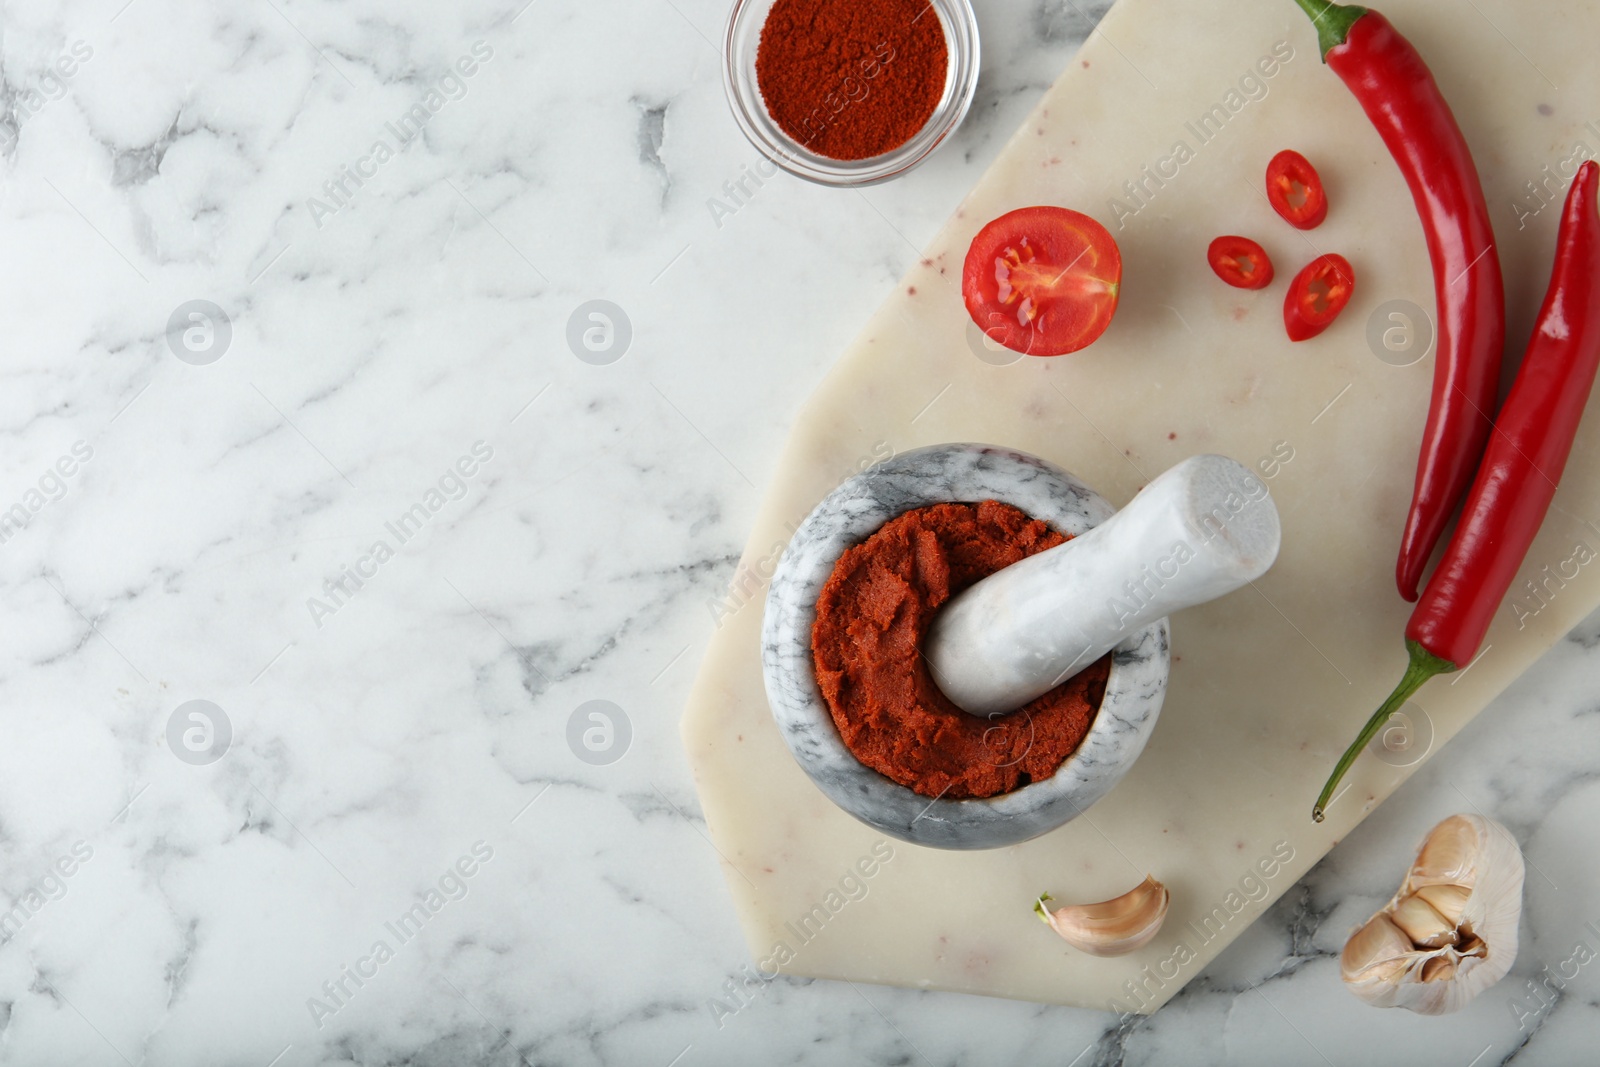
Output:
[[3, 0, 1595, 1062]]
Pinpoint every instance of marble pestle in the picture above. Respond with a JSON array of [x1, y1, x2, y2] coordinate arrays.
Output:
[[925, 454, 1281, 718]]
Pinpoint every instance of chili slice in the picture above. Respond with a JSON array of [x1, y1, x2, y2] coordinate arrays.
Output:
[[1283, 253, 1354, 341], [1208, 235, 1275, 289], [1313, 161, 1600, 822], [1293, 0, 1506, 601], [1266, 150, 1328, 230]]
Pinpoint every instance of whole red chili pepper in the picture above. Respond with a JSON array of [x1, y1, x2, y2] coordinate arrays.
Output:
[[1293, 0, 1506, 602], [1313, 161, 1600, 822]]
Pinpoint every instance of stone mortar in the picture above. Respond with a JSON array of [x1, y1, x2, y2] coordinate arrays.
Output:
[[761, 442, 1171, 850]]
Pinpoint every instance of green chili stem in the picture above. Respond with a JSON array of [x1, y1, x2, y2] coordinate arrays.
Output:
[[1290, 0, 1369, 60], [1312, 640, 1456, 822]]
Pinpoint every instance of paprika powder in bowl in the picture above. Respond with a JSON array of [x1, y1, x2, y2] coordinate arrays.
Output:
[[761, 444, 1171, 850], [722, 0, 980, 185]]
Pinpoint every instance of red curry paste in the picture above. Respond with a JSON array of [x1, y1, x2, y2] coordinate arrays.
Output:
[[811, 500, 1110, 799]]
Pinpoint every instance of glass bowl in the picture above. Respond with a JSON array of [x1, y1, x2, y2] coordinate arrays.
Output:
[[722, 0, 981, 187]]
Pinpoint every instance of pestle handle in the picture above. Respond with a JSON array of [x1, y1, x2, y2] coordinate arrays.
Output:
[[925, 454, 1281, 717]]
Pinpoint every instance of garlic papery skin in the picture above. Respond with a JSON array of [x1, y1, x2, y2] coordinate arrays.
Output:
[[1035, 875, 1169, 958], [1341, 814, 1524, 1014]]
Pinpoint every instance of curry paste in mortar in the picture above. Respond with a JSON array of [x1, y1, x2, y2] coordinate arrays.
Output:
[[811, 500, 1110, 799]]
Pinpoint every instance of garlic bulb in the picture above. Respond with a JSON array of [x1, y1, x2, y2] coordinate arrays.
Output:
[[1034, 875, 1169, 957], [1342, 814, 1524, 1014]]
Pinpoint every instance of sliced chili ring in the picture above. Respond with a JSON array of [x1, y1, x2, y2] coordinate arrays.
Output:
[[1207, 235, 1275, 290], [1284, 253, 1356, 341], [1266, 149, 1329, 230]]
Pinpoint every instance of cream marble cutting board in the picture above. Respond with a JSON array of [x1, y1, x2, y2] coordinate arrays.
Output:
[[681, 0, 1600, 1012]]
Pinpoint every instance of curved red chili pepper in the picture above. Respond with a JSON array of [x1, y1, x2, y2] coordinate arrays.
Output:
[[1411, 162, 1600, 666], [1295, 0, 1506, 602], [1314, 161, 1600, 821]]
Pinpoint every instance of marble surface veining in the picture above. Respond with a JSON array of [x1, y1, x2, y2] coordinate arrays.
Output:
[[3, 0, 1598, 1062]]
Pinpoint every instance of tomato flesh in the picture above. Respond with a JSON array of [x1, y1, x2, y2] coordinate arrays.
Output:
[[1266, 149, 1328, 230], [1207, 235, 1275, 290], [1284, 253, 1355, 341], [962, 207, 1122, 357]]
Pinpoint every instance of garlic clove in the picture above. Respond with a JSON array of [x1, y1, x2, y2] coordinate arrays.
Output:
[[1341, 913, 1417, 1002], [1407, 814, 1479, 888], [1390, 892, 1457, 949], [1035, 875, 1169, 958], [1420, 955, 1456, 983], [1342, 813, 1524, 1015], [1412, 883, 1471, 926]]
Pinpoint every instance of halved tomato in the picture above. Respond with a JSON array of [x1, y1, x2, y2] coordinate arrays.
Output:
[[1207, 235, 1275, 289], [961, 207, 1122, 357], [1284, 253, 1355, 341], [1266, 149, 1328, 230]]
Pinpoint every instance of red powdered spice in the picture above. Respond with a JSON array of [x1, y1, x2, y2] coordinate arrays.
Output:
[[811, 501, 1111, 799], [755, 0, 948, 161]]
